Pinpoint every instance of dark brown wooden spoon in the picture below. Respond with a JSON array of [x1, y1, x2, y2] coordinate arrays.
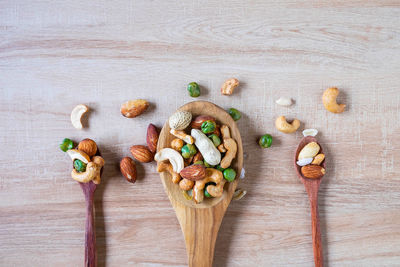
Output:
[[294, 136, 325, 267], [75, 146, 103, 267]]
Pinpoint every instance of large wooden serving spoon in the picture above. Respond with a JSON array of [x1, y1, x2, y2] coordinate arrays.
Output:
[[294, 136, 325, 267], [157, 101, 243, 267]]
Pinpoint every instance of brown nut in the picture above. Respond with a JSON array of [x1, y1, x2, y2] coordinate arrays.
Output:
[[179, 178, 194, 191], [180, 164, 206, 181], [301, 165, 325, 179], [192, 151, 203, 163], [322, 87, 345, 113], [146, 124, 159, 153], [120, 99, 149, 118], [171, 138, 184, 152], [120, 157, 137, 183], [221, 78, 239, 95], [217, 144, 227, 153], [190, 115, 216, 129], [130, 145, 154, 163], [312, 154, 325, 165], [77, 139, 97, 157]]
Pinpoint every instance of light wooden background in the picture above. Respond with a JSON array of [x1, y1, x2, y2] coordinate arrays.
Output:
[[1, 1, 399, 266]]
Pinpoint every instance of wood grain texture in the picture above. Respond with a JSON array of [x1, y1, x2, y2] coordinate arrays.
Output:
[[0, 0, 400, 266], [157, 101, 243, 267]]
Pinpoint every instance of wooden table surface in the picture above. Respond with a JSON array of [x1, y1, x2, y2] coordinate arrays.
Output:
[[1, 1, 399, 266]]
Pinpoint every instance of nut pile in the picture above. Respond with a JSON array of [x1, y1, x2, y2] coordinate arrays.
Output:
[[296, 141, 325, 179], [60, 138, 105, 184], [155, 110, 238, 204]]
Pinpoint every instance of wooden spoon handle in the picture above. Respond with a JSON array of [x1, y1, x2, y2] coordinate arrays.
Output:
[[85, 192, 96, 267], [308, 188, 323, 267]]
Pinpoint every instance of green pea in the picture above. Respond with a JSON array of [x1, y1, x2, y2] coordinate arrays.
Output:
[[216, 165, 225, 172], [187, 82, 201, 97], [223, 168, 236, 182], [74, 159, 87, 172], [181, 144, 197, 159], [204, 161, 214, 168], [194, 160, 204, 165], [259, 134, 273, 148], [204, 182, 216, 198], [60, 138, 74, 152], [208, 134, 221, 147], [201, 120, 216, 134], [228, 108, 241, 121]]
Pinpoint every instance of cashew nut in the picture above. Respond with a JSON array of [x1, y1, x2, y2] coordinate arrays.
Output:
[[217, 144, 227, 153], [157, 161, 181, 184], [170, 129, 194, 144], [219, 125, 237, 169], [193, 168, 225, 204], [179, 178, 194, 190], [91, 156, 105, 184], [71, 156, 104, 184], [275, 116, 300, 133], [191, 129, 221, 166], [67, 149, 91, 164], [155, 148, 184, 173], [71, 104, 88, 129], [322, 87, 346, 113]]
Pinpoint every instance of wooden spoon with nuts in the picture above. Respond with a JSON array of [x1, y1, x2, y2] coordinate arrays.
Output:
[[157, 101, 243, 267], [294, 136, 326, 267]]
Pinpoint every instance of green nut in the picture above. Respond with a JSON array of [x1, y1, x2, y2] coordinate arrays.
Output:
[[181, 144, 197, 159], [193, 160, 204, 165], [216, 165, 225, 172], [223, 168, 236, 182], [228, 108, 241, 121], [208, 134, 221, 147], [259, 134, 273, 148], [187, 82, 201, 97], [73, 159, 87, 172], [201, 120, 216, 134], [60, 138, 74, 152]]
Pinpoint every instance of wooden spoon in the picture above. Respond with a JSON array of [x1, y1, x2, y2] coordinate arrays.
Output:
[[294, 136, 325, 267], [157, 101, 243, 267], [76, 146, 103, 267]]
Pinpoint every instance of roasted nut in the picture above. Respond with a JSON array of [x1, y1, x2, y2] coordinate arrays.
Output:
[[179, 178, 194, 191], [180, 164, 206, 181], [71, 104, 88, 129], [301, 165, 325, 179], [146, 124, 159, 153], [155, 148, 185, 173], [130, 145, 154, 163], [221, 78, 239, 95], [323, 87, 345, 113], [193, 168, 225, 203], [220, 125, 237, 169], [298, 142, 320, 160], [78, 139, 97, 157], [120, 99, 149, 118], [217, 144, 227, 153], [120, 157, 137, 183], [170, 129, 194, 144], [169, 111, 192, 130], [191, 115, 216, 129], [312, 154, 325, 165], [71, 156, 104, 184], [157, 161, 181, 184], [67, 149, 91, 164], [171, 138, 184, 151], [192, 151, 203, 163], [275, 116, 300, 133]]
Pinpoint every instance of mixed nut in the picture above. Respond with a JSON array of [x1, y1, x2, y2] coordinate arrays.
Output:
[[296, 136, 325, 179], [155, 110, 238, 204]]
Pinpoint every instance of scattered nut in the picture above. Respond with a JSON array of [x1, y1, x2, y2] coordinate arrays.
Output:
[[296, 158, 313, 167], [180, 164, 206, 181], [157, 161, 181, 184], [146, 124, 159, 153], [312, 154, 325, 165], [275, 97, 293, 107], [67, 149, 91, 164], [322, 87, 346, 113], [71, 104, 88, 130], [169, 111, 192, 130], [170, 129, 194, 144], [155, 148, 185, 173], [179, 178, 194, 191], [120, 157, 137, 183], [120, 99, 149, 118], [275, 116, 300, 134], [298, 142, 320, 160], [221, 78, 239, 95], [77, 139, 97, 157], [301, 165, 325, 179], [130, 145, 154, 163], [233, 189, 247, 200], [191, 115, 216, 129], [171, 138, 184, 152], [303, 129, 318, 137]]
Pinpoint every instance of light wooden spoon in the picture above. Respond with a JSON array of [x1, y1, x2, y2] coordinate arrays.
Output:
[[294, 136, 325, 267], [157, 101, 243, 267]]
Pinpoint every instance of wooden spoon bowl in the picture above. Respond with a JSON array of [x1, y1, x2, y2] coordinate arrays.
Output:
[[157, 101, 243, 267], [294, 136, 325, 267]]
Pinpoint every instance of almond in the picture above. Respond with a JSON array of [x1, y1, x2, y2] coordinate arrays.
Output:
[[301, 165, 325, 179], [190, 115, 216, 129], [192, 151, 203, 163], [77, 138, 97, 157], [120, 157, 137, 183], [146, 124, 159, 153], [180, 164, 206, 181], [120, 99, 149, 118], [130, 145, 154, 163]]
